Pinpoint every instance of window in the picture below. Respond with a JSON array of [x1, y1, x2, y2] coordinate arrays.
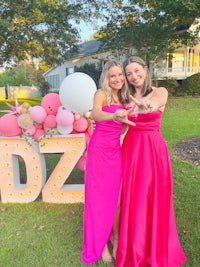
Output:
[[46, 75, 60, 89], [66, 67, 74, 76]]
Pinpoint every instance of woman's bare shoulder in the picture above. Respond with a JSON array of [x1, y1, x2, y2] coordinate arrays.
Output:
[[93, 89, 107, 105], [152, 86, 168, 96]]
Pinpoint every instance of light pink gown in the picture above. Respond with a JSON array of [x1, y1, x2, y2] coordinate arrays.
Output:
[[82, 104, 123, 264], [116, 110, 187, 267]]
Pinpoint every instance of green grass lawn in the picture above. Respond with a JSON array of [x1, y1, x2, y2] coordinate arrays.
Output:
[[0, 97, 200, 267]]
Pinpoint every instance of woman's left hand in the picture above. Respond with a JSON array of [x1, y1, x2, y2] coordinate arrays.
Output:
[[113, 107, 136, 126], [130, 95, 155, 113]]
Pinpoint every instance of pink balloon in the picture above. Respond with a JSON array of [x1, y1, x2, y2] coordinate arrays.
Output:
[[44, 114, 57, 128], [85, 131, 91, 147], [0, 114, 22, 137], [73, 116, 88, 132], [76, 155, 86, 171], [29, 106, 47, 124], [87, 124, 94, 136], [33, 128, 45, 140], [41, 93, 62, 115], [74, 113, 81, 120], [56, 109, 74, 127], [23, 125, 36, 136]]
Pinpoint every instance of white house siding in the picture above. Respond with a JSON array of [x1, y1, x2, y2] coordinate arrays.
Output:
[[154, 43, 200, 80], [44, 40, 200, 89], [44, 50, 117, 92]]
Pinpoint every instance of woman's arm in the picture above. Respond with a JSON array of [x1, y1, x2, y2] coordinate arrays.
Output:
[[150, 87, 168, 110], [130, 87, 168, 113], [90, 90, 114, 121]]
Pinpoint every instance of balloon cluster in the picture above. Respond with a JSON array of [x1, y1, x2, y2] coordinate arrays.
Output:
[[0, 72, 97, 172]]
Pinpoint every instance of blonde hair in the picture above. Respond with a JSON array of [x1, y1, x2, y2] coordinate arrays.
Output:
[[99, 60, 130, 105], [123, 56, 152, 97]]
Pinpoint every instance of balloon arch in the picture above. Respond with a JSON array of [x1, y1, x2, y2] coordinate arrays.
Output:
[[0, 73, 97, 203]]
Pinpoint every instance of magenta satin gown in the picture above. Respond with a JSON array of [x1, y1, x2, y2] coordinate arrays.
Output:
[[82, 105, 123, 264], [116, 110, 186, 267]]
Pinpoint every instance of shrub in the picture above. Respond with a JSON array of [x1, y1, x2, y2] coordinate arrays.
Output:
[[155, 79, 180, 96], [75, 63, 101, 87], [181, 73, 200, 96]]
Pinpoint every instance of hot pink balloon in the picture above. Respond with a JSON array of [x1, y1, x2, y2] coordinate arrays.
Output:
[[73, 116, 88, 132], [56, 109, 74, 127], [29, 106, 47, 124], [44, 114, 57, 128], [0, 114, 22, 137], [41, 93, 62, 115]]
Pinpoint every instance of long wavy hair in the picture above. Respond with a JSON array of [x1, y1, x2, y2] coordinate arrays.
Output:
[[123, 56, 153, 97], [99, 60, 130, 105]]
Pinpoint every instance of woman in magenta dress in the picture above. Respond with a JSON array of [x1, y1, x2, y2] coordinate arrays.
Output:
[[82, 60, 134, 264], [116, 56, 187, 267]]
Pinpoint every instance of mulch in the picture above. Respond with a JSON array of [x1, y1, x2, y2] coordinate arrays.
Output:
[[173, 136, 200, 167]]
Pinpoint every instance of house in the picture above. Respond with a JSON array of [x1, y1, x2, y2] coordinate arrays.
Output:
[[43, 39, 121, 92], [43, 39, 200, 92], [154, 43, 200, 80]]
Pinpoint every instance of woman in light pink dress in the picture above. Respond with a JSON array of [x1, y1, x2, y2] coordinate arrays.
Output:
[[82, 60, 134, 264], [116, 56, 187, 267]]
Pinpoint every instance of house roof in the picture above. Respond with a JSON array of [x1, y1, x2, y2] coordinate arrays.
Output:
[[74, 39, 101, 58], [43, 39, 101, 76]]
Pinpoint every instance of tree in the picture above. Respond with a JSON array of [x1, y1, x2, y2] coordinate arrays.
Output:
[[75, 63, 102, 87], [0, 0, 105, 67], [96, 0, 200, 62], [0, 62, 44, 87]]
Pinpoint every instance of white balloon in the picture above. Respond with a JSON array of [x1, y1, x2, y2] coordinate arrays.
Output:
[[57, 124, 73, 135], [59, 72, 97, 113]]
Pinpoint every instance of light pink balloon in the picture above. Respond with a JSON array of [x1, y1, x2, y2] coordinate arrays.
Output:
[[29, 106, 47, 124], [56, 109, 74, 127], [0, 114, 22, 137], [74, 113, 81, 120], [73, 116, 88, 132], [23, 125, 36, 136], [44, 114, 57, 128]]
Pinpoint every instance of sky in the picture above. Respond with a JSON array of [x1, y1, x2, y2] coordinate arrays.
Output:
[[77, 21, 95, 41], [77, 20, 105, 42]]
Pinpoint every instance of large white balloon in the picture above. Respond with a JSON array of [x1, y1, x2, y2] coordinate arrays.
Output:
[[59, 72, 97, 113]]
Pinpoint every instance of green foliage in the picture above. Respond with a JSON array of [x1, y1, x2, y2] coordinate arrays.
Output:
[[0, 0, 105, 66], [156, 79, 181, 96], [39, 81, 50, 97], [75, 63, 102, 87], [0, 63, 45, 87], [155, 75, 200, 97], [181, 73, 200, 96], [0, 97, 199, 266], [96, 0, 200, 61]]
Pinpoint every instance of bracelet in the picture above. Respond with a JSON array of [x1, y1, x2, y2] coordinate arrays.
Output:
[[112, 113, 116, 121]]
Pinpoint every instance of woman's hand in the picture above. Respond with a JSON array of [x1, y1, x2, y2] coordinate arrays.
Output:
[[129, 95, 155, 114], [113, 107, 136, 126]]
